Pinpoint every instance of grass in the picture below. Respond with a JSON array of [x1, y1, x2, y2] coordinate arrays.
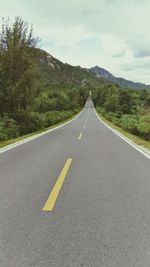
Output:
[[0, 111, 80, 149], [96, 111, 150, 151]]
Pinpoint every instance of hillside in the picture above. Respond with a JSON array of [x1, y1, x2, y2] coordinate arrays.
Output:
[[89, 66, 150, 90], [33, 49, 109, 90]]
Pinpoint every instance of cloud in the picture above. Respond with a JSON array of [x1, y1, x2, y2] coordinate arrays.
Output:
[[121, 61, 150, 71], [106, 0, 148, 5], [134, 49, 150, 58], [112, 50, 125, 58], [1, 0, 150, 83]]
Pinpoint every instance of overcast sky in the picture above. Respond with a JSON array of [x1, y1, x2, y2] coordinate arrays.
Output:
[[1, 0, 150, 83]]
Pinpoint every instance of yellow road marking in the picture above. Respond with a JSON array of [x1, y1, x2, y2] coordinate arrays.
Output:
[[43, 158, 72, 211], [78, 132, 83, 140]]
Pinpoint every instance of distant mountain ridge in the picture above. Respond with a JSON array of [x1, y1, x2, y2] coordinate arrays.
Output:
[[89, 66, 150, 89]]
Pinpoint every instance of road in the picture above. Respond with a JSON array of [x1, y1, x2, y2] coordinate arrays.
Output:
[[0, 104, 150, 267]]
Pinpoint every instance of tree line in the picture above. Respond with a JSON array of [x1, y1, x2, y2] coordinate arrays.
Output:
[[94, 85, 150, 141]]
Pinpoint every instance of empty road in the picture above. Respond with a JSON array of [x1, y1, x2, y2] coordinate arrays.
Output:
[[0, 104, 150, 266]]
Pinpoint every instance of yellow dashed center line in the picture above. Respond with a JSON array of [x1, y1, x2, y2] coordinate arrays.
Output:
[[78, 132, 83, 140], [43, 158, 72, 211]]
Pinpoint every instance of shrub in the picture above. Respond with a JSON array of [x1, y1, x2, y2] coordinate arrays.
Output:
[[120, 114, 139, 135], [96, 107, 106, 117], [104, 95, 119, 113], [0, 109, 78, 141], [0, 128, 8, 141], [18, 111, 45, 134], [137, 114, 150, 140], [0, 116, 20, 140], [43, 110, 74, 127]]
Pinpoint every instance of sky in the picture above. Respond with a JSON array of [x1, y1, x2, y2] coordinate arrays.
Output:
[[1, 0, 150, 83]]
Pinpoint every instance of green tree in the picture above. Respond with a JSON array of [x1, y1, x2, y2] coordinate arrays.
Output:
[[104, 94, 119, 112], [0, 17, 39, 116], [118, 90, 132, 114]]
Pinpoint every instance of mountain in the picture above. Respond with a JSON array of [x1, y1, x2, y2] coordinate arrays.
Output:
[[89, 66, 150, 90], [33, 49, 109, 90]]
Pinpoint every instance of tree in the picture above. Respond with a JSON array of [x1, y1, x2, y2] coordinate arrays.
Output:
[[104, 94, 119, 112], [0, 17, 39, 117], [118, 89, 132, 114]]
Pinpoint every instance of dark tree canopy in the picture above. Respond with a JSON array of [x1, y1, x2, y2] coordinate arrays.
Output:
[[0, 17, 39, 52]]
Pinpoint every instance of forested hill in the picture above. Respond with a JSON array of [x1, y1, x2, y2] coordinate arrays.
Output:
[[31, 48, 109, 89]]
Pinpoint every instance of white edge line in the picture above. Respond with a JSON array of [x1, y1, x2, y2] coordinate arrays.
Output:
[[94, 108, 150, 160], [0, 109, 84, 154]]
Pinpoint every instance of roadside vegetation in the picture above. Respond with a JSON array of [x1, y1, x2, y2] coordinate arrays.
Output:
[[0, 17, 89, 142], [94, 85, 150, 142]]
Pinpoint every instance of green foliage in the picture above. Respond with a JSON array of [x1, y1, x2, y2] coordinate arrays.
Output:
[[104, 94, 119, 112], [137, 114, 150, 140], [118, 90, 133, 114], [43, 110, 75, 127], [34, 92, 57, 112], [0, 116, 19, 140], [0, 17, 39, 116], [0, 17, 85, 141], [95, 84, 150, 141], [120, 115, 139, 135], [18, 112, 45, 134]]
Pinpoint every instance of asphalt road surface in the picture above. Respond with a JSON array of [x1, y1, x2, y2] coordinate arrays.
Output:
[[0, 104, 150, 266]]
